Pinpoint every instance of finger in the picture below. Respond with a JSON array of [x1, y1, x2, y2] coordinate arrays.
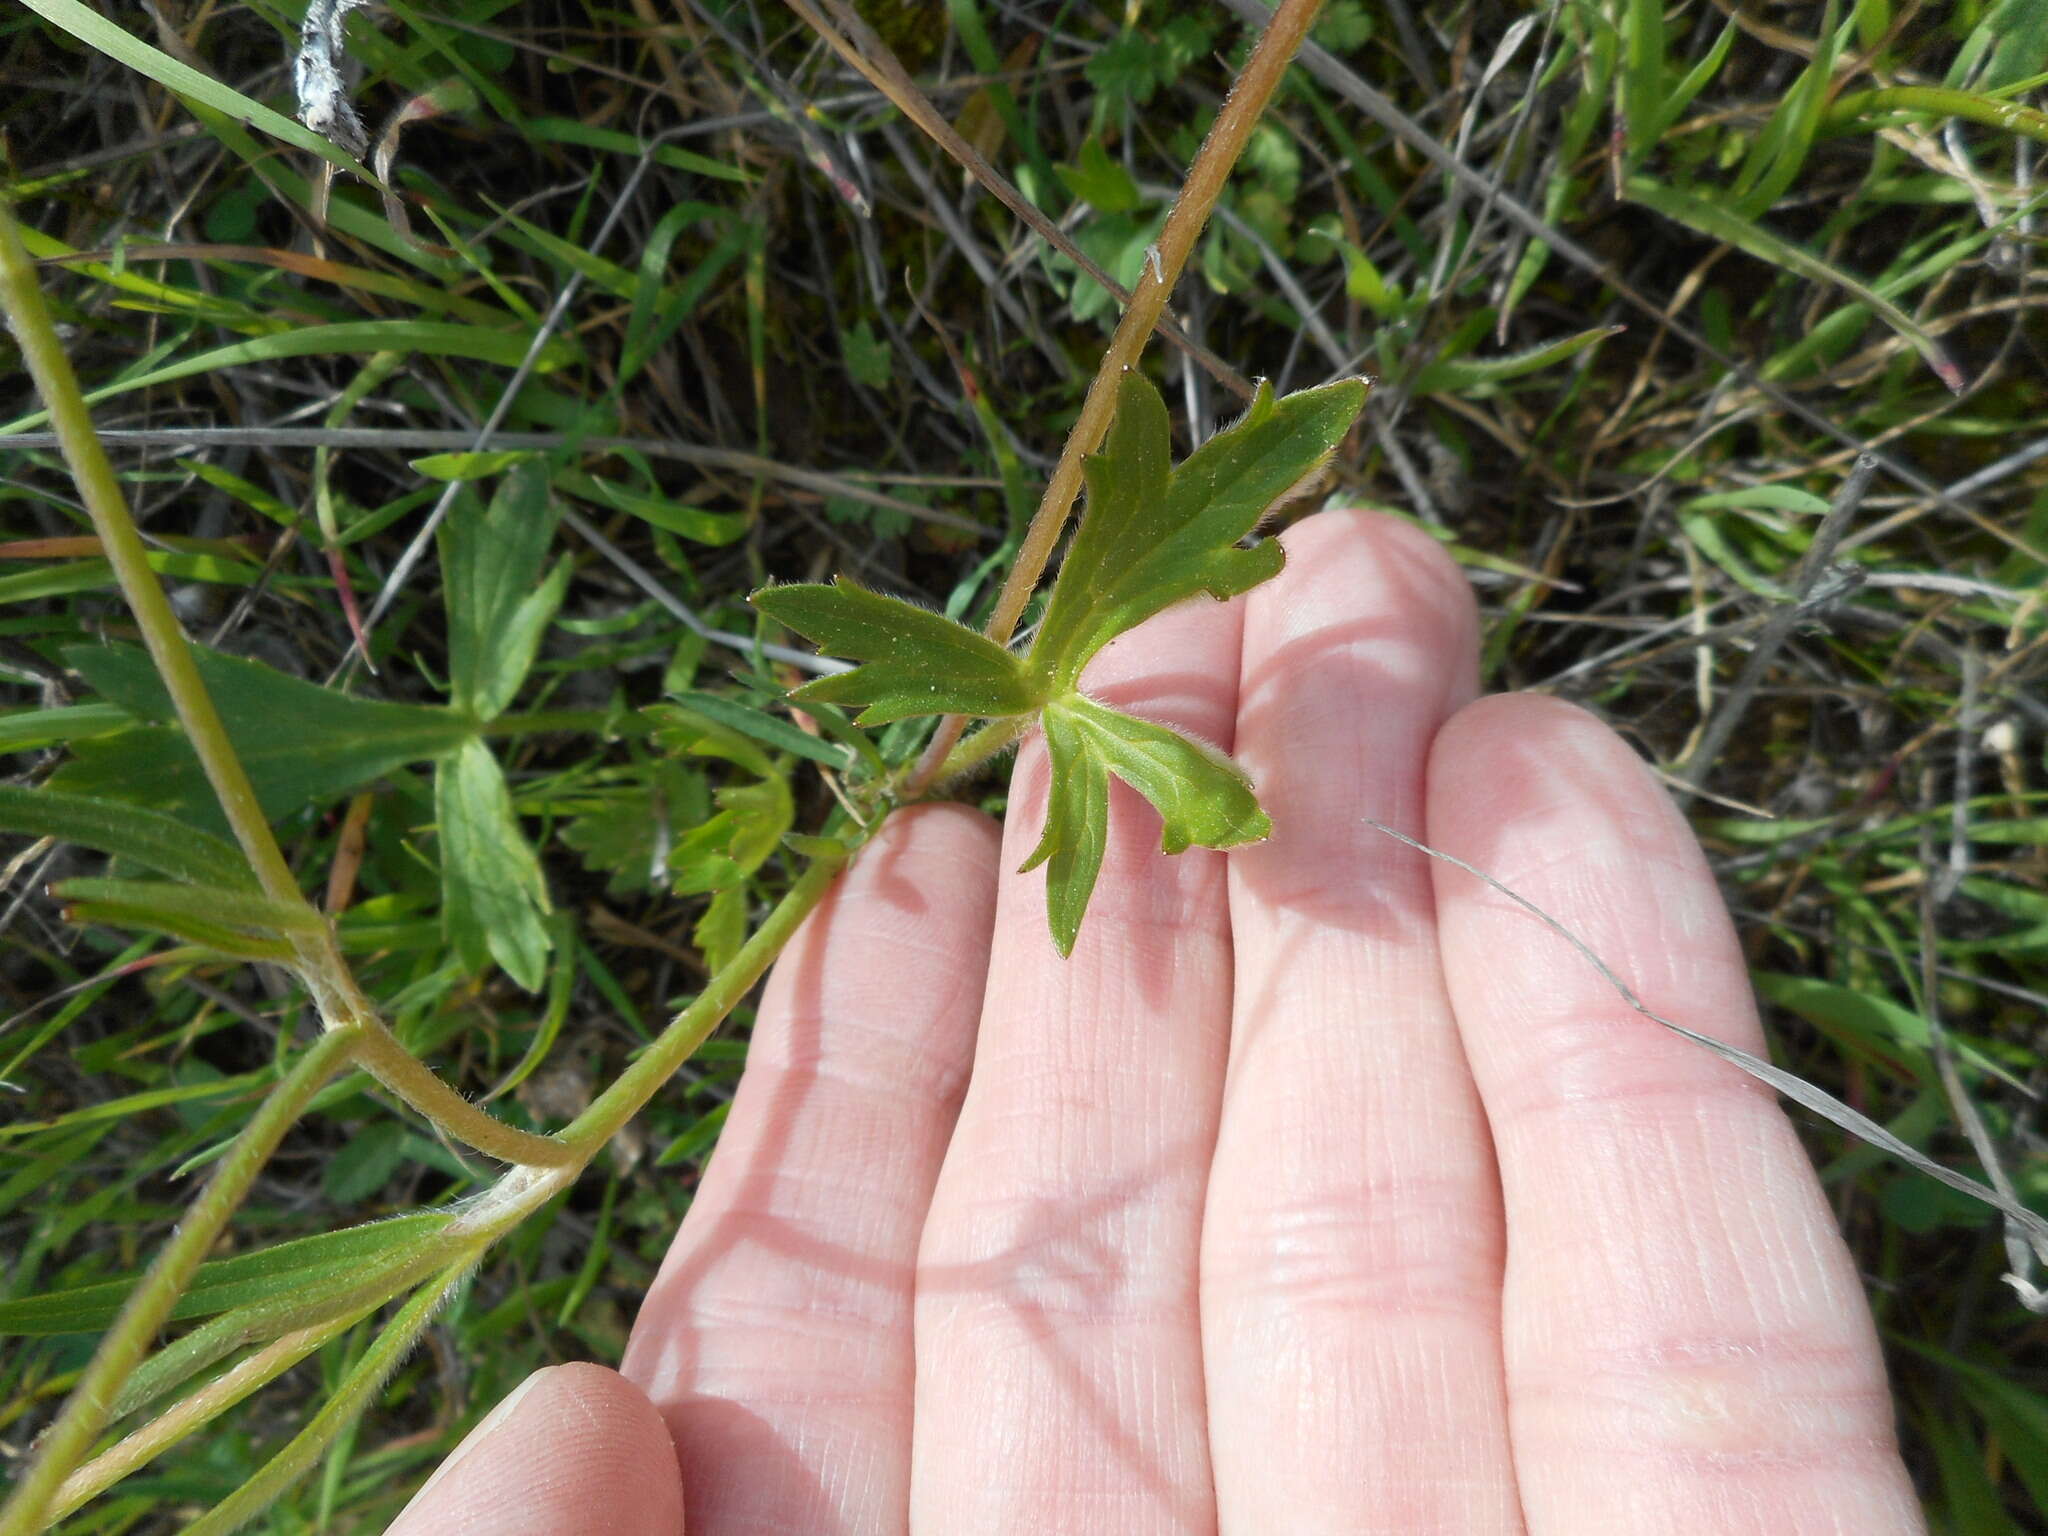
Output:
[[1427, 697, 1921, 1532], [1204, 509, 1520, 1531], [912, 597, 1242, 1533], [386, 1364, 681, 1536], [623, 805, 1002, 1533]]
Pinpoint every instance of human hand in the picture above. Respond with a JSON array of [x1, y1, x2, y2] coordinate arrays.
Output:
[[390, 510, 1922, 1534]]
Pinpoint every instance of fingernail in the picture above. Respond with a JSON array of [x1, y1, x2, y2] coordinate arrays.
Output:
[[401, 1367, 553, 1513]]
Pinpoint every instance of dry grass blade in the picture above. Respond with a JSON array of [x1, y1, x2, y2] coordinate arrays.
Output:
[[1368, 819, 2048, 1308]]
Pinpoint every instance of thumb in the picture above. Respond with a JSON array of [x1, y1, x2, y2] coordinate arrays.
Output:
[[387, 1362, 683, 1534]]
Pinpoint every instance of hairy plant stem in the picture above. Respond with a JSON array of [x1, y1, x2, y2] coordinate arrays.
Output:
[[41, 827, 858, 1524], [176, 1258, 479, 1536], [314, 952, 573, 1167], [0, 1027, 364, 1536], [52, 1309, 371, 1523], [560, 840, 854, 1153], [0, 205, 298, 906], [0, 200, 568, 1172], [902, 0, 1330, 794], [933, 711, 1035, 786]]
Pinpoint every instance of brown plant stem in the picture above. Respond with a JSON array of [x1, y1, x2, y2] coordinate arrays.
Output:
[[902, 0, 1331, 794]]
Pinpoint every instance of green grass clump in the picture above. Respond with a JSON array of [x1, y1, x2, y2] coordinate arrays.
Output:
[[2, 0, 2045, 1528]]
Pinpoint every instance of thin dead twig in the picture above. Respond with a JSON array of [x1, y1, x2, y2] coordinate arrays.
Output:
[[1673, 455, 1878, 810]]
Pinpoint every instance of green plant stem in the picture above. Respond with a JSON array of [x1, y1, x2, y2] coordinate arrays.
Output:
[[934, 711, 1035, 785], [175, 1259, 477, 1536], [903, 0, 1330, 793], [53, 1309, 371, 1524], [560, 840, 853, 1153], [1824, 86, 2048, 146], [107, 1224, 468, 1423], [0, 199, 570, 1174], [482, 706, 651, 739], [338, 976, 574, 1168], [0, 201, 300, 907], [0, 1027, 364, 1536]]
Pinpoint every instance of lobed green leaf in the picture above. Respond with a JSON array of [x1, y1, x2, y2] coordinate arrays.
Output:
[[754, 577, 1037, 725], [1018, 701, 1113, 958], [1021, 692, 1271, 955], [1030, 370, 1366, 691], [1051, 693, 1270, 855]]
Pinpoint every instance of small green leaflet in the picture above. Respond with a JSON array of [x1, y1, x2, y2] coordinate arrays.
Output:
[[436, 738, 552, 991], [1018, 699, 1111, 960], [440, 464, 569, 723], [1022, 693, 1270, 955], [752, 577, 1037, 725]]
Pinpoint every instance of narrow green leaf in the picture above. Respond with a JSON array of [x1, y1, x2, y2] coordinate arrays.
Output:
[[1727, 0, 1845, 217], [0, 321, 577, 436], [1619, 0, 1667, 165], [484, 912, 577, 1103], [436, 738, 552, 991], [650, 703, 776, 780], [1684, 486, 1833, 516], [524, 117, 750, 183], [0, 1213, 452, 1335], [12, 0, 364, 171], [409, 450, 539, 481], [1019, 703, 1112, 958], [1823, 84, 2048, 148], [1050, 694, 1271, 854], [1980, 0, 2048, 90], [1411, 325, 1622, 395], [670, 690, 854, 771], [754, 577, 1037, 725], [1031, 371, 1367, 691], [1644, 18, 1738, 147], [51, 878, 320, 935], [1625, 175, 1965, 393], [0, 703, 131, 754], [57, 898, 298, 960], [52, 643, 476, 833], [0, 786, 253, 887], [655, 1101, 732, 1167], [560, 469, 751, 546], [441, 465, 568, 721], [781, 697, 890, 776]]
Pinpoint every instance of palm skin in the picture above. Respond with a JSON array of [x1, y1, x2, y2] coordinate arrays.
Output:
[[390, 511, 1922, 1535]]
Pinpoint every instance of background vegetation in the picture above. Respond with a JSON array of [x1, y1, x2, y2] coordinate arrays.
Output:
[[1, 0, 2045, 1528]]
